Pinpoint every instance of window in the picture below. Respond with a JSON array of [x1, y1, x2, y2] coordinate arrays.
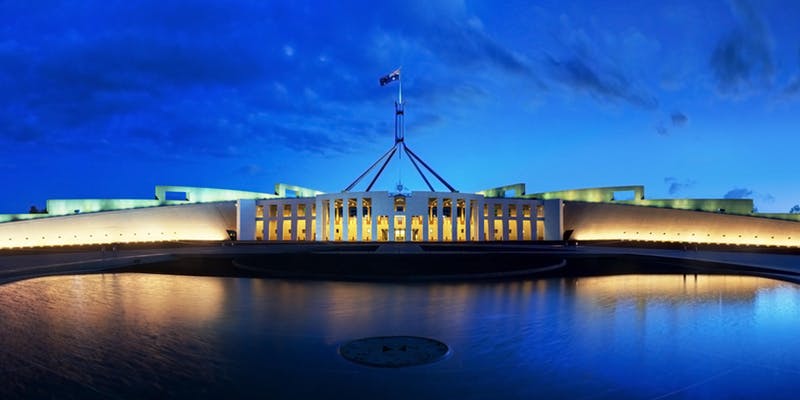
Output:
[[494, 204, 503, 217], [394, 196, 406, 213], [165, 191, 188, 201], [612, 190, 635, 201]]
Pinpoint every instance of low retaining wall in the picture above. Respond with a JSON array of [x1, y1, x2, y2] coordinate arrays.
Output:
[[565, 201, 800, 247], [0, 202, 236, 249]]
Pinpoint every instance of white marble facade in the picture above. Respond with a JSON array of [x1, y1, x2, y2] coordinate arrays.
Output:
[[239, 192, 563, 242]]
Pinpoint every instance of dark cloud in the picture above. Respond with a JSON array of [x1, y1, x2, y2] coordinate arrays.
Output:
[[724, 187, 754, 199], [664, 177, 695, 195], [656, 122, 668, 136], [0, 1, 396, 158], [671, 112, 688, 126], [546, 56, 658, 109], [0, 0, 539, 161], [709, 0, 773, 97], [784, 78, 800, 95], [425, 20, 533, 78], [656, 111, 689, 135]]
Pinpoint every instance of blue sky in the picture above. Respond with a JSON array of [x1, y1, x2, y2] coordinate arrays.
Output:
[[1, 0, 799, 213]]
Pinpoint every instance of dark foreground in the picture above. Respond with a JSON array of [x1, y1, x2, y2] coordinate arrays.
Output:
[[105, 242, 800, 284]]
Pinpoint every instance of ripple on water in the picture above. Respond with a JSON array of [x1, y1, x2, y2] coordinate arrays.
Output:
[[0, 273, 799, 399]]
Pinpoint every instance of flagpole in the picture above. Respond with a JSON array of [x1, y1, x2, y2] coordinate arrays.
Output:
[[398, 76, 402, 104]]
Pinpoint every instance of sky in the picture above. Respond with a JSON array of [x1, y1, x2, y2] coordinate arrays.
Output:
[[1, 0, 799, 213]]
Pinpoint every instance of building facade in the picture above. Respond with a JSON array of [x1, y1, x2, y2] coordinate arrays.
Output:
[[239, 191, 564, 242], [3, 183, 800, 249]]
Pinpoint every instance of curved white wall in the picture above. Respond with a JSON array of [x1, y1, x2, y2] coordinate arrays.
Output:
[[0, 202, 236, 249], [565, 202, 800, 247]]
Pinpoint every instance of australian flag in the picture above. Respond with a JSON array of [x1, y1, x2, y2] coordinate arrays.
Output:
[[379, 68, 401, 86]]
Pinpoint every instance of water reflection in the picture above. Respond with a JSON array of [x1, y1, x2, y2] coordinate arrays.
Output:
[[1, 273, 799, 399]]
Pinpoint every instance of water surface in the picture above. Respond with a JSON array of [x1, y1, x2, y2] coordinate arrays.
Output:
[[1, 273, 800, 399]]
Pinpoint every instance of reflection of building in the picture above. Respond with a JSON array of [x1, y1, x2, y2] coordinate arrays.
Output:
[[572, 275, 782, 303]]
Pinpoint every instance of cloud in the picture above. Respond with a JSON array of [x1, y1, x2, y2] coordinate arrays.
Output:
[[709, 0, 774, 97], [655, 111, 688, 136], [784, 78, 800, 96], [656, 122, 668, 136], [235, 164, 265, 177], [664, 177, 695, 195], [0, 1, 406, 159], [546, 56, 658, 109], [724, 187, 754, 199], [543, 18, 659, 109], [671, 112, 688, 126], [428, 20, 534, 77], [781, 49, 800, 96]]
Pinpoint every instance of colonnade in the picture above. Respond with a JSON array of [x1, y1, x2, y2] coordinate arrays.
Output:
[[243, 192, 561, 242]]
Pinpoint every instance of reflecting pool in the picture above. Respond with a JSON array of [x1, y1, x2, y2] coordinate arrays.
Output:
[[2, 273, 800, 399]]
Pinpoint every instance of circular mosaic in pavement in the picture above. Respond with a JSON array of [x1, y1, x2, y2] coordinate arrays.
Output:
[[339, 336, 450, 368]]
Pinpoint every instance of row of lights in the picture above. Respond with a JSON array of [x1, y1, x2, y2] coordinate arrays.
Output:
[[621, 231, 792, 240], [10, 231, 179, 241]]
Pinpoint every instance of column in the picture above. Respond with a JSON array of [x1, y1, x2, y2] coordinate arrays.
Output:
[[487, 201, 494, 241], [405, 215, 412, 243], [342, 199, 349, 242], [315, 199, 323, 241], [516, 201, 523, 241], [235, 199, 256, 241], [356, 196, 363, 242], [422, 210, 429, 242], [451, 198, 458, 242], [437, 197, 444, 242], [464, 200, 471, 241], [543, 199, 564, 241], [306, 201, 314, 242], [290, 203, 298, 241], [276, 203, 284, 240], [388, 213, 394, 242], [477, 199, 485, 241], [329, 199, 336, 241], [502, 203, 509, 241]]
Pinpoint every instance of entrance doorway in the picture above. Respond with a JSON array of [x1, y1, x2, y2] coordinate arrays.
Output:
[[394, 215, 406, 241]]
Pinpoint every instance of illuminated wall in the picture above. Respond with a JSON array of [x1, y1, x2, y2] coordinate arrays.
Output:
[[154, 185, 277, 203], [614, 198, 754, 215], [565, 201, 800, 247], [479, 184, 762, 217], [0, 202, 236, 249], [0, 213, 51, 224], [46, 199, 168, 216], [529, 185, 645, 203]]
